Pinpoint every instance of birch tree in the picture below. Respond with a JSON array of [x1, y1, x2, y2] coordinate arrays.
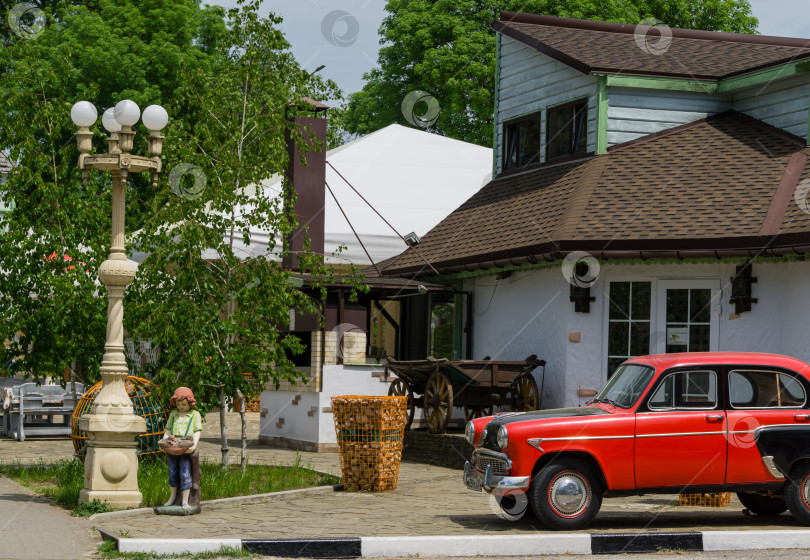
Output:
[[127, 0, 363, 469]]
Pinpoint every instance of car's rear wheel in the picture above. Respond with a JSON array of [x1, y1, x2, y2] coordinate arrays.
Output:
[[737, 491, 787, 516], [786, 461, 810, 525], [529, 458, 602, 530]]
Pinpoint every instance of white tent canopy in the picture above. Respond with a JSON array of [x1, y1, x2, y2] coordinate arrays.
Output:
[[133, 125, 492, 267], [260, 124, 493, 266]]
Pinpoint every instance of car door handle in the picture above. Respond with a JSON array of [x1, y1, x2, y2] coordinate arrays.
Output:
[[705, 414, 724, 423], [795, 414, 810, 422]]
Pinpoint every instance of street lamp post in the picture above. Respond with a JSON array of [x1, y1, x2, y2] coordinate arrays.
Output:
[[71, 99, 168, 508]]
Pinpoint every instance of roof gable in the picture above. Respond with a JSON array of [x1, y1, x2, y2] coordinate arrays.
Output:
[[494, 11, 810, 80]]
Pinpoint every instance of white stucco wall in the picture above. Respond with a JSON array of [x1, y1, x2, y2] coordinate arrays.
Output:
[[463, 267, 570, 409], [464, 260, 810, 409]]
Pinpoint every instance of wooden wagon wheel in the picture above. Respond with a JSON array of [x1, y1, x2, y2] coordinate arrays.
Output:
[[513, 374, 539, 411], [424, 371, 453, 434], [387, 377, 415, 430], [463, 405, 493, 422]]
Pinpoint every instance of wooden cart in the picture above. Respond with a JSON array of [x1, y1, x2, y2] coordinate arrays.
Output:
[[384, 356, 545, 433]]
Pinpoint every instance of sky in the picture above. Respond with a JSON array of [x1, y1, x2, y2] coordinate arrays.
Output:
[[207, 0, 810, 98]]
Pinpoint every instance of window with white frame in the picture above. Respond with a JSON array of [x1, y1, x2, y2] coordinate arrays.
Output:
[[607, 282, 651, 378]]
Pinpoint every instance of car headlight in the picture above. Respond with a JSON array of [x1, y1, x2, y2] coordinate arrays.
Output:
[[465, 421, 475, 444], [497, 425, 508, 449]]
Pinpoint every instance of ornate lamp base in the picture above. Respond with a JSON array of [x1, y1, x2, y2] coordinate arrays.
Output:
[[79, 413, 146, 509]]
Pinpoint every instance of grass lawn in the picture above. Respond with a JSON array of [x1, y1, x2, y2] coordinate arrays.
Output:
[[0, 453, 340, 516]]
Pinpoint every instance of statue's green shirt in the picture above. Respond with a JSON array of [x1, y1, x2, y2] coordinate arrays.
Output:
[[166, 409, 202, 437]]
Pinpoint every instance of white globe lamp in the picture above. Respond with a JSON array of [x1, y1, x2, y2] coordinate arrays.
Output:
[[102, 108, 121, 133], [142, 105, 168, 133], [70, 101, 97, 128], [113, 99, 140, 127]]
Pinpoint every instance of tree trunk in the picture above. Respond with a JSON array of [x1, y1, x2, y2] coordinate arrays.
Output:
[[236, 388, 247, 473], [219, 388, 229, 468]]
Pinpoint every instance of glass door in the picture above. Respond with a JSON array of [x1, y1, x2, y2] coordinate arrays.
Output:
[[654, 280, 721, 354]]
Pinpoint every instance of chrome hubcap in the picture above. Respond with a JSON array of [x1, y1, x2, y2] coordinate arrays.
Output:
[[803, 475, 810, 508], [549, 471, 590, 517]]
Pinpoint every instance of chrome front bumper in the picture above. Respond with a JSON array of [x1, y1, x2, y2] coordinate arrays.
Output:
[[463, 461, 530, 494]]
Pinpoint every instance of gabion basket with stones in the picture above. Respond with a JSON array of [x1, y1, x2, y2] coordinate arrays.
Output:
[[332, 395, 407, 492], [232, 372, 261, 413], [679, 492, 732, 507]]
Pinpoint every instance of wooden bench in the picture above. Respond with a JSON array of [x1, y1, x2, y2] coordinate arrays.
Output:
[[2, 382, 85, 441]]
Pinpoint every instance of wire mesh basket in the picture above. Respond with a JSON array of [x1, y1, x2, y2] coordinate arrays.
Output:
[[679, 492, 732, 507], [332, 395, 407, 492], [71, 376, 168, 460]]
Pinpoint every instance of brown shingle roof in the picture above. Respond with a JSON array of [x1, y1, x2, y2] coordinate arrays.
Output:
[[381, 112, 810, 277], [494, 12, 810, 80]]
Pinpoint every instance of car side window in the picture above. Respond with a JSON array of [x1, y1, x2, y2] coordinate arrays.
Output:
[[728, 370, 806, 408], [649, 370, 717, 410]]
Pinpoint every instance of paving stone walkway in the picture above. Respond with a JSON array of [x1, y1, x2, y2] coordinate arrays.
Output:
[[1, 412, 803, 547], [92, 463, 800, 540], [0, 477, 98, 560]]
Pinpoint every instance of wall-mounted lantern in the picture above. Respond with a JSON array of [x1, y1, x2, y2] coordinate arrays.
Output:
[[730, 263, 757, 314], [570, 285, 595, 313]]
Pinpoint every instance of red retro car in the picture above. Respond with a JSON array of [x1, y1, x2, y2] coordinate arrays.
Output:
[[463, 352, 810, 529]]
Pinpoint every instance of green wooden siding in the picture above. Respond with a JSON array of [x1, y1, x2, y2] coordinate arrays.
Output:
[[496, 35, 597, 174]]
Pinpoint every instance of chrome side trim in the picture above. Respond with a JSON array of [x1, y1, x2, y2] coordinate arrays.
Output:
[[761, 455, 785, 479], [526, 435, 633, 450], [729, 424, 806, 437], [540, 435, 634, 441], [636, 431, 725, 438], [756, 423, 808, 432]]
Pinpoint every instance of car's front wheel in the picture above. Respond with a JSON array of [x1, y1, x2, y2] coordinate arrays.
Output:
[[786, 461, 810, 525], [737, 491, 787, 516], [529, 458, 603, 530]]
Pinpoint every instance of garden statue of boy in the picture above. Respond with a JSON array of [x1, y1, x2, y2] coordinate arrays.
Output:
[[155, 387, 203, 515]]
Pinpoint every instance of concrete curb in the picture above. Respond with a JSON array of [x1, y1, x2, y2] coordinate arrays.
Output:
[[89, 483, 344, 522], [107, 530, 810, 557]]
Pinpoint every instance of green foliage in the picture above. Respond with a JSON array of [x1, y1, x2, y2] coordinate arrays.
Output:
[[127, 0, 365, 418], [343, 0, 759, 146], [73, 498, 114, 517], [0, 0, 366, 422], [0, 0, 228, 384]]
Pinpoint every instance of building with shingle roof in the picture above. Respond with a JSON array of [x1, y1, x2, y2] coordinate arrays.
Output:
[[375, 12, 810, 408]]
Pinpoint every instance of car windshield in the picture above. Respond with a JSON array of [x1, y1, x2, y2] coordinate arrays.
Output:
[[593, 363, 655, 408]]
